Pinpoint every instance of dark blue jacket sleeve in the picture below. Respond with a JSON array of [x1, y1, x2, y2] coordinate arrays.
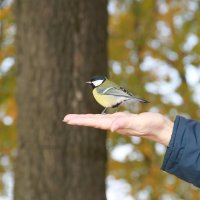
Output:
[[161, 115, 200, 187]]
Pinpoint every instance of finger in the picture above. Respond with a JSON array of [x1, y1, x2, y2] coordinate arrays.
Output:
[[63, 114, 95, 122], [63, 112, 130, 131], [66, 115, 114, 130], [63, 112, 126, 122], [63, 114, 79, 122]]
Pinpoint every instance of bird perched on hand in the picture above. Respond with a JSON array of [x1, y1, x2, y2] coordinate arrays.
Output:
[[86, 75, 149, 113]]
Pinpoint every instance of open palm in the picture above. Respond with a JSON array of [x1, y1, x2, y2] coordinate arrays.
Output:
[[63, 112, 173, 146]]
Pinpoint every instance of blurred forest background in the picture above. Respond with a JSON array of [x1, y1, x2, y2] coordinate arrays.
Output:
[[1, 0, 200, 199]]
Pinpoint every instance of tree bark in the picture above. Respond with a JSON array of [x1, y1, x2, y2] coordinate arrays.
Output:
[[14, 0, 108, 200]]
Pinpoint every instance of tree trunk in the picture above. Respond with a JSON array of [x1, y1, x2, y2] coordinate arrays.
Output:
[[14, 1, 108, 200]]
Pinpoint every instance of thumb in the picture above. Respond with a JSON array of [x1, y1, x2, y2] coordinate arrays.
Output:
[[111, 117, 128, 132]]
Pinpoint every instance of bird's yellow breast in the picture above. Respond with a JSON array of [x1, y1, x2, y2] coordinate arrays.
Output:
[[92, 89, 117, 108]]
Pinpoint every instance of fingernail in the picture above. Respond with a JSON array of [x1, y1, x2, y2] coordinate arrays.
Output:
[[63, 115, 71, 122]]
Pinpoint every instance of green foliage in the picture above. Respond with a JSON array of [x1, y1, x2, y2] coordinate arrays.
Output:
[[108, 0, 200, 199]]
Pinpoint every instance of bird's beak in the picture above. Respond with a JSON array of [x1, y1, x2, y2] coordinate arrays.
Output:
[[85, 81, 92, 84]]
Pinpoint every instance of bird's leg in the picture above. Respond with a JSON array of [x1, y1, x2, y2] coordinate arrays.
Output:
[[101, 107, 107, 114], [116, 106, 120, 112], [112, 102, 121, 113]]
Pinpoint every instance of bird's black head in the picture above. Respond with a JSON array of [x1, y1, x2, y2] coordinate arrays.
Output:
[[86, 75, 107, 88]]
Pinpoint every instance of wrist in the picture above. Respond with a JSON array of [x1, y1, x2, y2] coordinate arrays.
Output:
[[157, 117, 174, 146]]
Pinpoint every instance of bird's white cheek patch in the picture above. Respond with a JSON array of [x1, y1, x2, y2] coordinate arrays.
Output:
[[92, 80, 104, 86]]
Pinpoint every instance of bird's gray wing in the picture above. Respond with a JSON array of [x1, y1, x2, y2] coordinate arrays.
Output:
[[97, 86, 133, 98], [97, 86, 149, 103]]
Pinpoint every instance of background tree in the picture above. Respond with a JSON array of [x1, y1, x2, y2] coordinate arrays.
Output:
[[14, 0, 108, 200]]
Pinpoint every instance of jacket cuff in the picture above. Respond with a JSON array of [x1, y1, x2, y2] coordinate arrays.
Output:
[[161, 115, 200, 187], [161, 115, 182, 171]]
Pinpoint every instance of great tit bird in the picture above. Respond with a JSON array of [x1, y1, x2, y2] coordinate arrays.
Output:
[[86, 75, 149, 113]]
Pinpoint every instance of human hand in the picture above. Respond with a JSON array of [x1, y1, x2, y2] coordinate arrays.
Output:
[[63, 112, 174, 146]]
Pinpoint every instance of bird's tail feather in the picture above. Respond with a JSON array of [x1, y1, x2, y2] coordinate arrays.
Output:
[[130, 96, 149, 103]]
